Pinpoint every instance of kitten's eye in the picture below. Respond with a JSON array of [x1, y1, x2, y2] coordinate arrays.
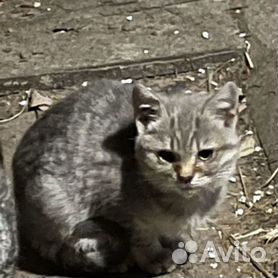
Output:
[[198, 149, 214, 161], [157, 150, 179, 163]]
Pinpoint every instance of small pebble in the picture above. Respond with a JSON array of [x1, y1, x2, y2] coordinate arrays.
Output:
[[202, 31, 210, 39], [235, 208, 244, 216], [268, 185, 274, 190], [229, 176, 237, 183], [237, 267, 241, 272], [255, 146, 262, 152], [19, 100, 28, 106], [47, 7, 51, 11], [198, 68, 206, 74], [238, 195, 247, 203], [266, 208, 273, 214], [235, 9, 241, 14], [208, 249, 217, 259], [210, 262, 218, 269], [173, 30, 180, 35], [120, 78, 133, 84], [239, 32, 247, 38], [265, 190, 273, 196], [81, 81, 88, 87], [143, 49, 149, 54], [33, 1, 41, 7], [254, 190, 264, 196], [185, 75, 195, 81], [126, 15, 133, 21], [252, 195, 262, 203], [245, 130, 254, 135]]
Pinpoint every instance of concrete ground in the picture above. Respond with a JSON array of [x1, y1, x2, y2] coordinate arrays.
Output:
[[0, 0, 277, 277]]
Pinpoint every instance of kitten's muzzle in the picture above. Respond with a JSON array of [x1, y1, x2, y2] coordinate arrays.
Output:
[[173, 162, 194, 188]]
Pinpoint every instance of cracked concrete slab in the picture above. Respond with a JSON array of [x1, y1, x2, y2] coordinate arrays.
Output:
[[0, 0, 244, 79]]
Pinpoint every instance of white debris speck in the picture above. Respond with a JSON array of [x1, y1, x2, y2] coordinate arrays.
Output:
[[173, 30, 180, 35], [248, 201, 254, 208], [239, 191, 244, 195], [239, 32, 247, 38], [252, 195, 262, 203], [266, 208, 273, 214], [255, 146, 262, 152], [81, 81, 88, 87], [202, 31, 210, 39], [210, 263, 218, 269], [252, 167, 258, 172], [120, 78, 133, 84], [254, 190, 264, 196], [265, 190, 273, 196], [185, 75, 195, 81], [219, 275, 223, 278], [126, 15, 133, 21], [218, 230, 223, 239], [241, 241, 248, 246], [245, 130, 254, 135], [238, 195, 247, 203], [47, 7, 51, 11], [229, 176, 237, 183], [198, 68, 206, 74], [235, 208, 244, 217], [237, 267, 241, 272], [268, 185, 274, 190], [235, 9, 241, 14], [143, 49, 149, 54], [210, 81, 218, 86], [207, 247, 217, 259], [241, 97, 247, 103], [33, 1, 41, 8], [185, 90, 192, 94], [19, 100, 28, 106]]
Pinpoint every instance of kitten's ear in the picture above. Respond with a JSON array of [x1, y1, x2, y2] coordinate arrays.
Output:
[[132, 84, 162, 134], [205, 81, 239, 128]]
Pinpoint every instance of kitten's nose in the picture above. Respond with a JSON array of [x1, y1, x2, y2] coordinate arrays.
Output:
[[177, 175, 193, 185]]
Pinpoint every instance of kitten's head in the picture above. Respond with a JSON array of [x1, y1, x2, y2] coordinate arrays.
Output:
[[133, 82, 240, 196]]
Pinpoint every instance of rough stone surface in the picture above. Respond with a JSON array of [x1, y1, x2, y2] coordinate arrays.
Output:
[[242, 0, 278, 172], [0, 0, 244, 79]]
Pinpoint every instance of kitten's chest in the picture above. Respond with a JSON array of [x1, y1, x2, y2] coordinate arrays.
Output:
[[137, 206, 187, 238]]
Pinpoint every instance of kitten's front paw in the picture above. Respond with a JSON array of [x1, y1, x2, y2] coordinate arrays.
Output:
[[135, 247, 177, 275], [74, 238, 105, 267]]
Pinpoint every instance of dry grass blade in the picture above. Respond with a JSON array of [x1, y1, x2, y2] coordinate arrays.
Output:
[[261, 168, 278, 188], [259, 226, 278, 244], [232, 228, 267, 240], [215, 224, 275, 278]]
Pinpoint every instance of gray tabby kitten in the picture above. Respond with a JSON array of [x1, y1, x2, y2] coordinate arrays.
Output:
[[13, 80, 239, 274]]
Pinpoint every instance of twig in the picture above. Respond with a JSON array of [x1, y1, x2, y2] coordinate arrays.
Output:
[[0, 91, 29, 124], [199, 57, 236, 87], [261, 168, 278, 188], [214, 224, 275, 278], [228, 234, 274, 278], [232, 228, 267, 240], [237, 165, 252, 208], [0, 103, 26, 124]]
